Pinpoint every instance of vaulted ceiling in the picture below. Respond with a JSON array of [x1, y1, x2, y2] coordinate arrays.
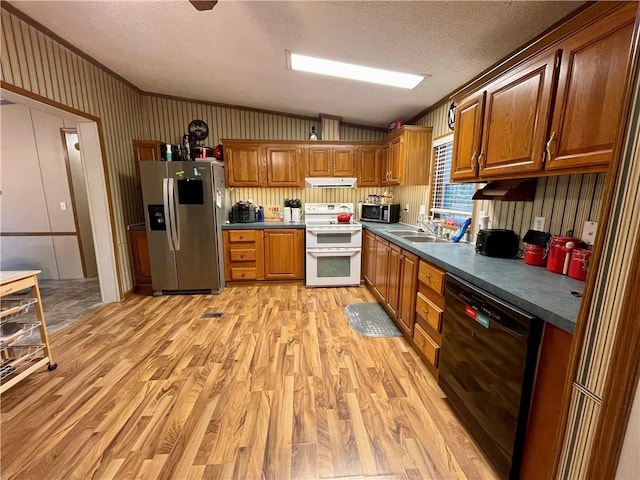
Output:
[[10, 1, 584, 127]]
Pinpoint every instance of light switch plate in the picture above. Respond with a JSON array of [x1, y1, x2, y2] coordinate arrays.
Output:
[[534, 216, 545, 231], [59, 201, 67, 211], [581, 221, 598, 246]]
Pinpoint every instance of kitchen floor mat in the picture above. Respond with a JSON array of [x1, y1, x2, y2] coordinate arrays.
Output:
[[344, 302, 402, 338]]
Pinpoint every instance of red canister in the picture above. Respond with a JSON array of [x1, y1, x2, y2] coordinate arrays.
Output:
[[524, 244, 547, 266], [546, 236, 580, 274], [568, 248, 591, 281]]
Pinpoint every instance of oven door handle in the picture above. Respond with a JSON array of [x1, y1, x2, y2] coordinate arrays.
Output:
[[306, 226, 361, 234], [307, 248, 361, 257]]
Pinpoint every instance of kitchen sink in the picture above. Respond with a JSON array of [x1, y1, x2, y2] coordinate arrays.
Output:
[[403, 235, 451, 243], [387, 230, 419, 235]]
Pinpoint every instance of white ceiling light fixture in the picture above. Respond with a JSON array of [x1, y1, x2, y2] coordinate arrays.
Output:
[[288, 52, 426, 89]]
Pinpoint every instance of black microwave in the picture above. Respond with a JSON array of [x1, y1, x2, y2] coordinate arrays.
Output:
[[360, 203, 401, 223]]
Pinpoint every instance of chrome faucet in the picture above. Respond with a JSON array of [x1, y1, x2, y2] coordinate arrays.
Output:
[[417, 216, 442, 236]]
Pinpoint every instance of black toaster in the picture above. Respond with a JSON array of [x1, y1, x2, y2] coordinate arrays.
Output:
[[475, 229, 520, 258]]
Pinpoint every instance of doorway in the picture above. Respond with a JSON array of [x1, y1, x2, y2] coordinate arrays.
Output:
[[0, 88, 120, 305]]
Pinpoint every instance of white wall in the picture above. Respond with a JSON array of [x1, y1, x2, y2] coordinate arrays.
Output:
[[64, 131, 98, 278], [0, 103, 82, 279]]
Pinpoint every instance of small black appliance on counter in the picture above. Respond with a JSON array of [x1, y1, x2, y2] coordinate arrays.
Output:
[[475, 229, 520, 258], [229, 202, 256, 223]]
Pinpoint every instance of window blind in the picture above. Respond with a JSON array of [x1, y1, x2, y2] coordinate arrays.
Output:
[[431, 140, 474, 219]]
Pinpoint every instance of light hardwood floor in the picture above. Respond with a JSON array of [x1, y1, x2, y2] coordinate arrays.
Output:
[[1, 285, 498, 480]]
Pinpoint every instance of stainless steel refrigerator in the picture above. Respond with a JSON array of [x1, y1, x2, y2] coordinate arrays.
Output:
[[140, 160, 225, 295]]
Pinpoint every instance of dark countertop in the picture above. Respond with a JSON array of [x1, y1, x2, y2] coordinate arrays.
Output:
[[361, 221, 583, 334], [222, 222, 306, 229], [128, 223, 146, 231]]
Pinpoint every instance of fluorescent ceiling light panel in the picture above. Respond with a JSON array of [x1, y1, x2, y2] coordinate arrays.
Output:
[[289, 53, 424, 89]]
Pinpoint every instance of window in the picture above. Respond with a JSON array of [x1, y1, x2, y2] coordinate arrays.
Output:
[[430, 134, 474, 224]]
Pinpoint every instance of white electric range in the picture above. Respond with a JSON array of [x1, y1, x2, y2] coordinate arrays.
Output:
[[304, 203, 362, 287]]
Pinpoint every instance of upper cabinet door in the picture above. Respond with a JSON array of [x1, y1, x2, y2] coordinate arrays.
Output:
[[358, 146, 380, 186], [388, 137, 402, 185], [451, 92, 485, 182], [545, 5, 636, 172], [332, 147, 356, 176], [265, 146, 303, 187], [133, 140, 162, 189], [479, 50, 558, 178], [307, 147, 332, 177], [224, 144, 265, 187], [381, 144, 390, 185]]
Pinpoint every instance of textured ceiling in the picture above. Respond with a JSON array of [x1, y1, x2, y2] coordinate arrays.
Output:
[[10, 1, 584, 127]]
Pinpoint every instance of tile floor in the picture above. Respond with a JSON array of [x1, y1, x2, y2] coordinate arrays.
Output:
[[12, 277, 103, 335]]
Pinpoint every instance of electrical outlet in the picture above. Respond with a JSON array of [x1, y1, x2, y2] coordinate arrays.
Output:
[[581, 221, 598, 246], [534, 216, 545, 231], [419, 204, 426, 216], [405, 203, 410, 212]]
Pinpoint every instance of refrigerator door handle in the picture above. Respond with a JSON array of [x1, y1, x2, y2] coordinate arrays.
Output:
[[169, 178, 180, 251], [163, 178, 175, 251]]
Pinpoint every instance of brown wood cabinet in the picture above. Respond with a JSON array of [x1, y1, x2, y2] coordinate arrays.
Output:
[[306, 146, 356, 177], [396, 250, 419, 335], [307, 147, 332, 177], [381, 126, 432, 186], [224, 143, 265, 187], [373, 236, 390, 301], [357, 145, 381, 186], [333, 147, 356, 176], [479, 49, 558, 179], [451, 3, 636, 182], [224, 140, 376, 187], [385, 243, 402, 318], [133, 140, 162, 188], [520, 323, 573, 480], [223, 228, 304, 282], [365, 232, 419, 335], [128, 227, 152, 294], [414, 259, 446, 379], [265, 146, 304, 187], [223, 229, 265, 281], [545, 4, 636, 171], [263, 229, 304, 280], [363, 230, 376, 285], [451, 92, 485, 182]]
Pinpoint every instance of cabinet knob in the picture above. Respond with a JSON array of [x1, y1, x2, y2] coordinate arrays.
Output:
[[240, 253, 245, 258], [471, 151, 477, 173], [478, 151, 485, 169], [546, 131, 557, 162], [425, 273, 431, 279]]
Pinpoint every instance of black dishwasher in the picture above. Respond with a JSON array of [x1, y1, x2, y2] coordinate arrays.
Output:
[[438, 274, 542, 480]]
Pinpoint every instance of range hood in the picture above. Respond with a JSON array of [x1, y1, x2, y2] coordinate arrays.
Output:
[[472, 179, 537, 201], [305, 177, 358, 188]]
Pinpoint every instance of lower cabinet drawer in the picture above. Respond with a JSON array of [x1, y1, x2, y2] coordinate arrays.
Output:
[[418, 260, 446, 295], [230, 267, 258, 281], [228, 230, 257, 243], [413, 323, 440, 368], [229, 248, 257, 262], [416, 292, 443, 333]]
